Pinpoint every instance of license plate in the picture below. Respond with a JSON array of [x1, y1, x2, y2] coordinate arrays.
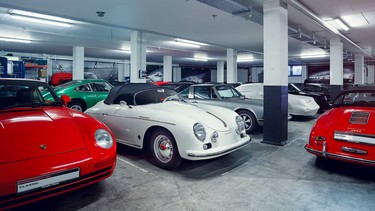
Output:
[[17, 168, 80, 193]]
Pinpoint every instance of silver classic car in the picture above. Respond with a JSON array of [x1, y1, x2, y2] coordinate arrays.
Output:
[[178, 83, 264, 134]]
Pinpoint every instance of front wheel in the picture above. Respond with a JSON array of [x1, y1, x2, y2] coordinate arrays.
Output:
[[237, 110, 258, 134], [149, 129, 182, 169], [68, 101, 86, 112]]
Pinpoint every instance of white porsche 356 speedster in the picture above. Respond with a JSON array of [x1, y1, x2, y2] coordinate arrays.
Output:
[[85, 83, 251, 169]]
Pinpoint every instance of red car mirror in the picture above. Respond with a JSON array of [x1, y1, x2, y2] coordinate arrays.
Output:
[[60, 94, 71, 106]]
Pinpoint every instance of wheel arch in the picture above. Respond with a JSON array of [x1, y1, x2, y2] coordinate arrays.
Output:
[[143, 126, 178, 150]]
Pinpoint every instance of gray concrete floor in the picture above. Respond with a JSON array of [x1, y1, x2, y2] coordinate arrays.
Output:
[[13, 114, 375, 211]]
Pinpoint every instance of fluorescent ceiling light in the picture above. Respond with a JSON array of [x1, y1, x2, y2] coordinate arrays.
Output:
[[194, 57, 208, 62], [325, 18, 349, 31], [300, 54, 328, 59], [174, 39, 206, 48], [10, 15, 72, 27], [0, 37, 31, 43], [10, 9, 74, 23], [237, 54, 254, 62], [341, 13, 369, 27]]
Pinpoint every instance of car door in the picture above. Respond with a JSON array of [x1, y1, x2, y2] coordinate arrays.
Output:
[[101, 103, 140, 147]]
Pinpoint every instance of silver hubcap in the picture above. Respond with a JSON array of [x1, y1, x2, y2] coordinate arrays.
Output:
[[70, 104, 83, 112], [240, 114, 252, 130], [154, 135, 173, 163]]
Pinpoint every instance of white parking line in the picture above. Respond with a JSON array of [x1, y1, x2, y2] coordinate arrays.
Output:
[[117, 157, 149, 173]]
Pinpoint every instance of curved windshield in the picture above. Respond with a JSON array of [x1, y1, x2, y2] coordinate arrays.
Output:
[[56, 80, 81, 89], [216, 85, 242, 99], [0, 82, 62, 110], [333, 91, 375, 107]]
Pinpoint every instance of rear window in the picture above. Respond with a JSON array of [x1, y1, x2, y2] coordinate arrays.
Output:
[[333, 91, 375, 107]]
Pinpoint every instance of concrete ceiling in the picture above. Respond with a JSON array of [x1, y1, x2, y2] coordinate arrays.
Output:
[[0, 0, 374, 68]]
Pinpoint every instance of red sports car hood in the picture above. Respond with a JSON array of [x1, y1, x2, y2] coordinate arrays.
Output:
[[0, 108, 87, 164]]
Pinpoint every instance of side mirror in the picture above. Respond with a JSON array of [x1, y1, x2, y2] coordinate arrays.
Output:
[[60, 94, 71, 106]]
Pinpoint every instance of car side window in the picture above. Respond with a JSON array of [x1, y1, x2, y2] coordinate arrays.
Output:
[[194, 86, 211, 99], [92, 82, 111, 92], [75, 84, 91, 92]]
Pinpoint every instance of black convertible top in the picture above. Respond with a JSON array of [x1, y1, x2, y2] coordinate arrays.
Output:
[[104, 83, 158, 105]]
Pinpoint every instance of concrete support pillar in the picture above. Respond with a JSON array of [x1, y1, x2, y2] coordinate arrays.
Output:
[[211, 69, 217, 82], [118, 63, 125, 82], [354, 53, 365, 84], [330, 37, 344, 100], [217, 61, 225, 83], [173, 67, 181, 82], [226, 49, 237, 83], [301, 65, 308, 82], [72, 46, 84, 80], [130, 31, 146, 83], [262, 0, 289, 145], [46, 57, 53, 83], [368, 65, 375, 84], [163, 55, 172, 82]]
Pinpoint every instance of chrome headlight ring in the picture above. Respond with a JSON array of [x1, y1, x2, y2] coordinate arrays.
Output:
[[95, 129, 114, 149], [193, 123, 206, 142]]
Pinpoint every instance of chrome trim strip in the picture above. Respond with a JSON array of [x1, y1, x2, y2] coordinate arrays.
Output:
[[188, 138, 251, 158], [305, 146, 375, 165]]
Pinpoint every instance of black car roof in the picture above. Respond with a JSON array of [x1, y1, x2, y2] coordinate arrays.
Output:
[[104, 83, 158, 104]]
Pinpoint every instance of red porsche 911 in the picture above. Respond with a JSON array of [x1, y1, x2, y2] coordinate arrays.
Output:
[[0, 78, 116, 209], [305, 85, 375, 166]]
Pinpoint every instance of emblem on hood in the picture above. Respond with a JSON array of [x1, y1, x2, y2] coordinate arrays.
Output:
[[40, 144, 47, 150]]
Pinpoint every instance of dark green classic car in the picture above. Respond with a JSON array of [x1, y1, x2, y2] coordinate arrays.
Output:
[[52, 79, 113, 111]]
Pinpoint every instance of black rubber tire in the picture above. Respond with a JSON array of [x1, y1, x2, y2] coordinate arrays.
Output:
[[237, 110, 258, 134], [68, 101, 86, 112], [149, 129, 182, 170]]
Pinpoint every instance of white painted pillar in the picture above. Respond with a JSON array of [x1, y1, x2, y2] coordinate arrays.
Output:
[[368, 65, 375, 84], [226, 48, 237, 83], [130, 31, 146, 83], [163, 55, 172, 82], [173, 67, 181, 82], [263, 0, 289, 145], [301, 65, 308, 82], [118, 63, 125, 82], [46, 57, 53, 83], [72, 46, 84, 80], [217, 61, 224, 83], [330, 37, 343, 99], [354, 53, 364, 84]]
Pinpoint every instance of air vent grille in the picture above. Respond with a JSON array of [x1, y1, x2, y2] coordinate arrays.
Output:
[[350, 112, 370, 124]]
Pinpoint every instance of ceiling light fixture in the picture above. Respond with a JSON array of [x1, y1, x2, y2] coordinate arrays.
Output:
[[325, 18, 349, 31], [300, 54, 328, 59], [9, 9, 73, 27], [10, 9, 74, 23], [341, 13, 370, 28], [0, 37, 31, 43], [175, 39, 204, 48], [10, 14, 72, 27], [237, 53, 254, 62]]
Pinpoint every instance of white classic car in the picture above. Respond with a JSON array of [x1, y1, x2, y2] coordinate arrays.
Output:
[[85, 83, 251, 169], [236, 83, 319, 117]]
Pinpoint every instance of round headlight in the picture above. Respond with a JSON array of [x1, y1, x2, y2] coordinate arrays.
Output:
[[193, 123, 206, 142], [236, 115, 246, 134], [95, 129, 114, 149]]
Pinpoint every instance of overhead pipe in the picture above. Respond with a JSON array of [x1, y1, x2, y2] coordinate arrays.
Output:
[[284, 0, 373, 58]]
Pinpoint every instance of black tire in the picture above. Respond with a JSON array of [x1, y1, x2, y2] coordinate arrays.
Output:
[[149, 129, 182, 169], [68, 101, 86, 112], [237, 110, 258, 134]]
